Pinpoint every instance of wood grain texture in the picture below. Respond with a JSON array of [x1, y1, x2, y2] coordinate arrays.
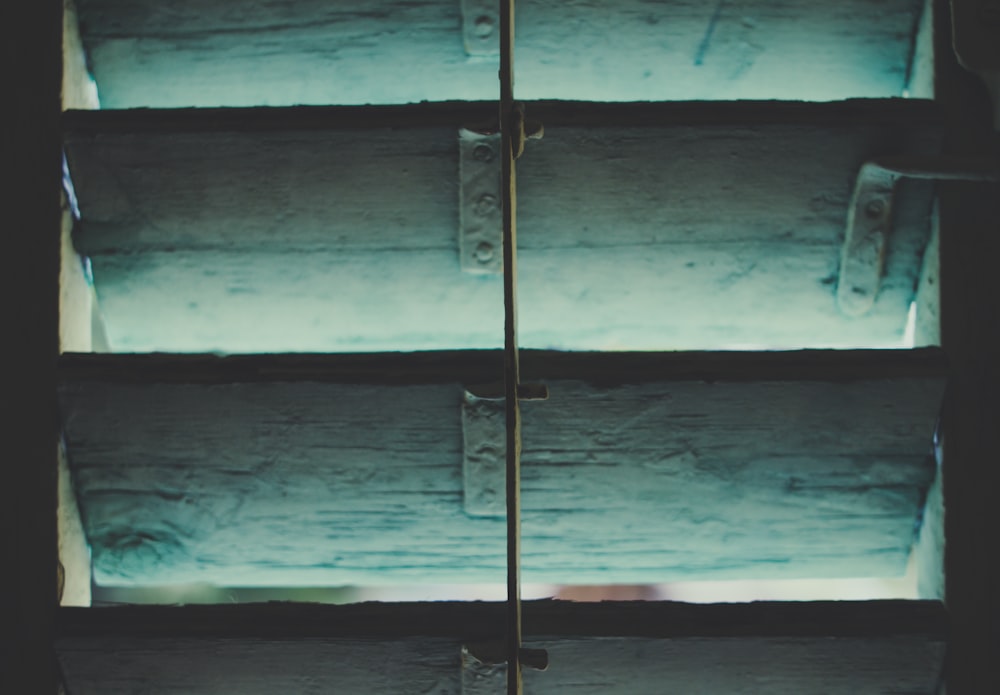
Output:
[[63, 0, 99, 110], [58, 349, 946, 586], [55, 600, 947, 694], [59, 196, 91, 352], [72, 0, 926, 107], [63, 100, 942, 352]]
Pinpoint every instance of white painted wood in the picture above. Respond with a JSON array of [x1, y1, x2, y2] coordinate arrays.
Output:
[[63, 100, 942, 352], [72, 0, 927, 107], [55, 600, 947, 694], [59, 194, 91, 353], [62, 0, 99, 110], [58, 349, 946, 586], [907, 0, 935, 99], [58, 441, 91, 606], [915, 469, 944, 599]]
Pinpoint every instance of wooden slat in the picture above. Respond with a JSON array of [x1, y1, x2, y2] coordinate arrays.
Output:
[[72, 0, 926, 107], [63, 100, 943, 352], [56, 600, 947, 694], [498, 5, 523, 690], [58, 348, 946, 586]]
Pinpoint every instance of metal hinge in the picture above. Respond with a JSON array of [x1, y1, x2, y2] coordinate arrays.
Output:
[[462, 383, 548, 516], [459, 129, 503, 273], [837, 155, 999, 316], [459, 114, 543, 274]]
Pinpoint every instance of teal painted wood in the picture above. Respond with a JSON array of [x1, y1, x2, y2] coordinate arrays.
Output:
[[55, 601, 947, 694], [72, 0, 926, 107], [63, 100, 942, 353], [58, 349, 946, 586]]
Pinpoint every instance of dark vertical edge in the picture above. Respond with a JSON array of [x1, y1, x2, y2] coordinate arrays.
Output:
[[0, 0, 62, 693], [935, 0, 1000, 693], [500, 1, 522, 694]]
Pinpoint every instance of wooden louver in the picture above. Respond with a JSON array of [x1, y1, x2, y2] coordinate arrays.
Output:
[[59, 349, 946, 587], [63, 100, 942, 352], [72, 0, 927, 107], [57, 0, 950, 692]]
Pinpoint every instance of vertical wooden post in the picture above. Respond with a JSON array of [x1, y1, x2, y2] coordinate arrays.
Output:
[[935, 1, 1000, 692], [499, 1, 523, 694], [0, 0, 63, 692]]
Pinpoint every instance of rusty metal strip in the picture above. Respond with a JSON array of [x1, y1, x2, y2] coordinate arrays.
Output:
[[838, 156, 1000, 316]]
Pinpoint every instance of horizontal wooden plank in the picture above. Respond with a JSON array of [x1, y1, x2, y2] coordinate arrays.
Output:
[[59, 349, 946, 586], [56, 600, 947, 694], [73, 0, 926, 107], [63, 100, 943, 352]]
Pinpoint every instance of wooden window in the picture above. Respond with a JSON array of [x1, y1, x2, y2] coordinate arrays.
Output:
[[2, 0, 994, 692]]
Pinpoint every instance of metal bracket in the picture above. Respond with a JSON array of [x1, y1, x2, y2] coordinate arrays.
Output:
[[837, 155, 999, 316], [459, 113, 543, 274], [951, 0, 1000, 129], [461, 0, 500, 56], [460, 129, 503, 274], [462, 642, 549, 694], [511, 103, 545, 160], [462, 383, 548, 517]]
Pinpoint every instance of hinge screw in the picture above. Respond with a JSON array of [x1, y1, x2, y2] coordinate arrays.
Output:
[[474, 241, 496, 264], [865, 199, 885, 218], [475, 15, 495, 39], [473, 144, 495, 162], [475, 193, 498, 216]]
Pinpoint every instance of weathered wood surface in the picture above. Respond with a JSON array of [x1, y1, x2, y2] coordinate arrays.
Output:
[[56, 600, 947, 694], [58, 441, 91, 607], [63, 0, 99, 110], [58, 349, 946, 586], [63, 100, 942, 352], [72, 0, 926, 107]]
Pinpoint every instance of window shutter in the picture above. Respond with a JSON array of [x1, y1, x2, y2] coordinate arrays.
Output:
[[55, 0, 965, 692]]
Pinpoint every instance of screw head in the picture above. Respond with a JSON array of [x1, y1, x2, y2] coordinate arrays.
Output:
[[474, 193, 498, 216], [865, 199, 886, 218], [474, 15, 494, 39], [474, 241, 496, 264], [472, 143, 494, 162]]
